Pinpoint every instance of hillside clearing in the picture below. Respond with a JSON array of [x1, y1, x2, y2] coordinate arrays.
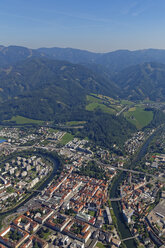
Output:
[[86, 95, 116, 114], [4, 115, 44, 125], [124, 107, 153, 129]]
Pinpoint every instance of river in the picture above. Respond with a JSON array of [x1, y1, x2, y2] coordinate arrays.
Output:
[[0, 153, 60, 217], [110, 132, 156, 248], [0, 132, 156, 245]]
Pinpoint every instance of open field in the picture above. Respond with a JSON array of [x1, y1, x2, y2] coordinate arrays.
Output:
[[49, 128, 58, 133], [60, 133, 74, 145], [86, 94, 155, 129], [86, 102, 115, 114], [124, 107, 153, 129], [91, 93, 120, 104], [66, 121, 86, 126], [4, 115, 44, 125], [86, 95, 117, 114], [120, 99, 134, 105]]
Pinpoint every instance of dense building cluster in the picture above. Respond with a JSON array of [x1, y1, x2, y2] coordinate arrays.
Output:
[[0, 156, 50, 211]]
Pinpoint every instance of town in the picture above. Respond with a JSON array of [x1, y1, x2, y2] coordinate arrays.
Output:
[[0, 125, 164, 248]]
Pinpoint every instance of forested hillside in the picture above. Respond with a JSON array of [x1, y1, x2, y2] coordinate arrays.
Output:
[[0, 57, 118, 121], [114, 62, 165, 101], [0, 46, 165, 150]]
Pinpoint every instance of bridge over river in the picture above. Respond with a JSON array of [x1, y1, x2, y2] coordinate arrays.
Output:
[[121, 235, 138, 242], [109, 197, 122, 202], [95, 160, 162, 180]]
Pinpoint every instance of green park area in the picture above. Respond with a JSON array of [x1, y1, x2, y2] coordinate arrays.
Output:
[[96, 242, 107, 248], [88, 210, 95, 217], [60, 132, 74, 145], [37, 227, 52, 240]]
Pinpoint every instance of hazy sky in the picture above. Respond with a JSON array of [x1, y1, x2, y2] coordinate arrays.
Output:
[[1, 0, 165, 52]]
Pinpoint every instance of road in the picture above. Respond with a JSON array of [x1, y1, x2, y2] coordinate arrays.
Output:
[[95, 160, 164, 180], [108, 165, 156, 178], [116, 106, 127, 116]]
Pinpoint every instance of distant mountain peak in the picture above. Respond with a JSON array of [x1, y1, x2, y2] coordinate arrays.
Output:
[[1, 45, 165, 72]]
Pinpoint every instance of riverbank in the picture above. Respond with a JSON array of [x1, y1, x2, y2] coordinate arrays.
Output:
[[110, 173, 137, 248], [0, 150, 62, 229], [110, 130, 159, 248]]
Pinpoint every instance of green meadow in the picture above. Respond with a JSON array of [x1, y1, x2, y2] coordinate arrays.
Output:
[[124, 107, 153, 129], [86, 95, 116, 114], [66, 121, 86, 126], [5, 115, 44, 125], [60, 133, 74, 145]]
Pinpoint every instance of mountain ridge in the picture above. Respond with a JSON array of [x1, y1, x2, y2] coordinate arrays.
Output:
[[0, 57, 119, 121], [115, 62, 165, 101], [0, 48, 165, 149], [2, 45, 165, 72], [0, 46, 165, 119]]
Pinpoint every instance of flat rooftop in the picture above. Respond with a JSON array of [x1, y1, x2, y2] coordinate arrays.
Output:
[[154, 199, 165, 218]]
